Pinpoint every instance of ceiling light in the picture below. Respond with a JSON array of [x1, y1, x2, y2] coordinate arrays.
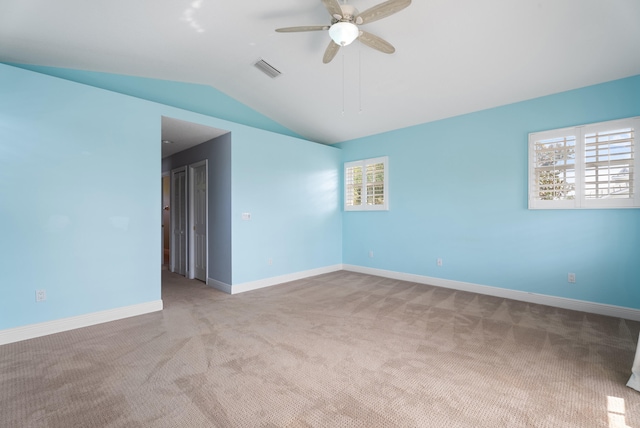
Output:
[[329, 22, 359, 47], [162, 140, 173, 144]]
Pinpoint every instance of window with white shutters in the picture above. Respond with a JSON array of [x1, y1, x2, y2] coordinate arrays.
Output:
[[529, 117, 639, 209], [345, 156, 388, 211]]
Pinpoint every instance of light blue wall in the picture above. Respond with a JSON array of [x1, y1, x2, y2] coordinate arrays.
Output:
[[0, 64, 161, 330], [161, 132, 233, 285], [231, 128, 343, 285], [3, 59, 636, 334], [0, 64, 342, 331], [7, 63, 304, 141], [337, 75, 640, 309]]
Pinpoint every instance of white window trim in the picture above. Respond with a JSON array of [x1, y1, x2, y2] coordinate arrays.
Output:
[[528, 117, 640, 209], [344, 156, 389, 211]]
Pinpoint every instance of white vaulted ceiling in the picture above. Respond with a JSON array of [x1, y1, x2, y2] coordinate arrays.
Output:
[[1, 0, 639, 145]]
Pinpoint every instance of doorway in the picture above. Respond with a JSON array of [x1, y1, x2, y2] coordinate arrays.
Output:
[[161, 115, 227, 283]]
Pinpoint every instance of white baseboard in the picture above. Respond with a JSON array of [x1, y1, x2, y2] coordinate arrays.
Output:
[[231, 264, 343, 294], [343, 265, 640, 322], [207, 277, 232, 294], [0, 300, 163, 346]]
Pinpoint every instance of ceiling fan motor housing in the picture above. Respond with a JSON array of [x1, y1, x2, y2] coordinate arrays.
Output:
[[333, 4, 359, 23]]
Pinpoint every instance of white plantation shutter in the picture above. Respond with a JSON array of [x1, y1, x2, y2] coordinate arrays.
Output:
[[529, 117, 639, 209], [365, 162, 385, 206], [584, 127, 634, 200], [344, 157, 389, 211]]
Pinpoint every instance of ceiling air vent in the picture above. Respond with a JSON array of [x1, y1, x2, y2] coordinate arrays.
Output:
[[254, 59, 282, 79]]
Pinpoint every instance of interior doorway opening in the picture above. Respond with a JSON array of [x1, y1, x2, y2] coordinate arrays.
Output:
[[161, 115, 229, 284]]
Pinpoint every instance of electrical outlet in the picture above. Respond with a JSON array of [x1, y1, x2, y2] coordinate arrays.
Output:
[[268, 258, 273, 266], [568, 273, 576, 283], [437, 258, 443, 267], [36, 289, 46, 302], [241, 212, 251, 221], [369, 250, 374, 258]]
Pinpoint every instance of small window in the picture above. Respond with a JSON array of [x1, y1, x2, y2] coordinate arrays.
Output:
[[529, 117, 639, 209], [345, 156, 389, 211]]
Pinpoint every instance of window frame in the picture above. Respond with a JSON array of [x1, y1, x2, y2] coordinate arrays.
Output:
[[528, 117, 639, 210], [344, 156, 389, 212]]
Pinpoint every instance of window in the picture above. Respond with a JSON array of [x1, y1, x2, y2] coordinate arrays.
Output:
[[529, 117, 639, 209], [345, 156, 389, 211]]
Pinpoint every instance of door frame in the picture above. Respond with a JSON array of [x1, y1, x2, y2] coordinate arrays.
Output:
[[188, 160, 208, 281]]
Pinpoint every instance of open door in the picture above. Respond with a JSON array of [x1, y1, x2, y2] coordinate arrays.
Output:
[[189, 160, 207, 282], [170, 166, 187, 275], [162, 175, 170, 265]]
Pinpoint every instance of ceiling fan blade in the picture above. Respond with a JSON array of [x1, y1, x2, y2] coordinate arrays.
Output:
[[359, 31, 395, 54], [356, 0, 411, 25], [322, 0, 344, 20], [276, 25, 329, 33], [323, 41, 340, 64]]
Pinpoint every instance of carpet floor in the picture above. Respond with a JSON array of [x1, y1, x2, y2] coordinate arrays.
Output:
[[1, 270, 639, 427]]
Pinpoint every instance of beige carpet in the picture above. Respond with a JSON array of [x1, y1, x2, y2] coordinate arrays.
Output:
[[1, 270, 639, 427]]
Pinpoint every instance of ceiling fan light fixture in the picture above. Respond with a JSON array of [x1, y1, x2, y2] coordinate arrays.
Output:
[[329, 21, 359, 46]]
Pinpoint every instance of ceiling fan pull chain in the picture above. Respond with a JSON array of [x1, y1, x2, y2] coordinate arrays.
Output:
[[342, 50, 346, 116], [358, 40, 363, 114]]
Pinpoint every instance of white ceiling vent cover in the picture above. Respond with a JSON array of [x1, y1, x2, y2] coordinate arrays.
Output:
[[254, 59, 282, 78]]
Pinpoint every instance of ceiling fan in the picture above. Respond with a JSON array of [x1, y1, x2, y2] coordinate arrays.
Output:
[[275, 0, 411, 64]]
